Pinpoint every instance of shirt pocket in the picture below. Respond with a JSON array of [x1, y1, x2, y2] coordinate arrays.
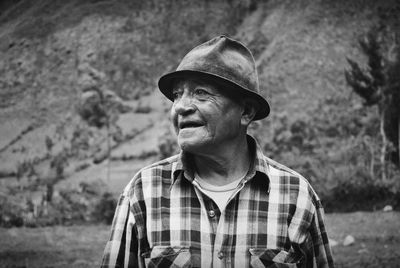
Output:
[[142, 246, 192, 268], [249, 248, 303, 268]]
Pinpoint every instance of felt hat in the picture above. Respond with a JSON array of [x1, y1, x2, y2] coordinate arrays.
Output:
[[158, 35, 270, 120]]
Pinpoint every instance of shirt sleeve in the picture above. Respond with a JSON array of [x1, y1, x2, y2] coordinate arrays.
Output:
[[101, 192, 139, 268], [303, 200, 335, 268]]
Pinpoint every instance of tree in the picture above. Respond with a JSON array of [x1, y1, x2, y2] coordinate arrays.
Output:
[[345, 27, 400, 181], [78, 86, 109, 128], [77, 86, 111, 180]]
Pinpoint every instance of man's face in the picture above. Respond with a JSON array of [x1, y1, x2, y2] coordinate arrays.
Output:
[[171, 78, 245, 155]]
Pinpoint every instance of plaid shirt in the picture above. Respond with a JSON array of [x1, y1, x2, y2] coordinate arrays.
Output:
[[101, 136, 334, 268]]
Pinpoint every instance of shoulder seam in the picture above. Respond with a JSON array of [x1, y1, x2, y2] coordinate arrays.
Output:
[[123, 154, 180, 195], [263, 155, 321, 202]]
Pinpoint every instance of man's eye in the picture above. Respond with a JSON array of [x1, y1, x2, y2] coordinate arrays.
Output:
[[195, 88, 208, 96]]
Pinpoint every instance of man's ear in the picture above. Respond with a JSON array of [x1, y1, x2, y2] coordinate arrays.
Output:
[[241, 98, 258, 125]]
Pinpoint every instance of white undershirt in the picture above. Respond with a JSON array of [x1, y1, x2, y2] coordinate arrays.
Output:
[[194, 173, 245, 211]]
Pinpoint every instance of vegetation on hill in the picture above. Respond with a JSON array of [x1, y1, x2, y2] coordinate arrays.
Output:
[[0, 0, 399, 227], [345, 24, 400, 179]]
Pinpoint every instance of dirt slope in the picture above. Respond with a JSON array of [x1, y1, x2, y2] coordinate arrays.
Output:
[[0, 0, 399, 225]]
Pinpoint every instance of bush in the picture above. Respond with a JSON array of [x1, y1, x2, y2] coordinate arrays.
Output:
[[92, 192, 117, 224], [134, 104, 152, 114], [0, 196, 25, 228], [323, 167, 400, 212]]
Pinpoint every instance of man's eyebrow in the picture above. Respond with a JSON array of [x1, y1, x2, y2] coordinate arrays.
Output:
[[196, 83, 221, 93]]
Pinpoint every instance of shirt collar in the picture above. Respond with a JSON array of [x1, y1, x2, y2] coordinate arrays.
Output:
[[171, 135, 271, 191]]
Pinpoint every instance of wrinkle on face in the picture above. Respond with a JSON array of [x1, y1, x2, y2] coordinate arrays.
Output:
[[170, 77, 245, 156]]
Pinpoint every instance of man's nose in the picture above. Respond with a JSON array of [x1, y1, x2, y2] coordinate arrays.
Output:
[[173, 93, 195, 115]]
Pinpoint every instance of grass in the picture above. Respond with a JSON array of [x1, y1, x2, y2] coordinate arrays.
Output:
[[0, 211, 399, 267], [0, 224, 108, 268], [327, 211, 400, 267]]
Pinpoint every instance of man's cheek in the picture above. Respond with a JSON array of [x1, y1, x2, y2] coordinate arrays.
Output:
[[170, 111, 179, 133]]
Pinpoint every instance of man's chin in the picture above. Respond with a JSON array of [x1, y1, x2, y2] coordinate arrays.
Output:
[[178, 138, 207, 154]]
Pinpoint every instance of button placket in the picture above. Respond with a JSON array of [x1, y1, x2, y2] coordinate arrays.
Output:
[[225, 177, 250, 209]]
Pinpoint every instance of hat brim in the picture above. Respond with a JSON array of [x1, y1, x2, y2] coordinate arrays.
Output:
[[158, 70, 270, 120]]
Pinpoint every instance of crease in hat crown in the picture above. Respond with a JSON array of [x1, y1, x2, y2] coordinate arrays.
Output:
[[158, 35, 270, 120]]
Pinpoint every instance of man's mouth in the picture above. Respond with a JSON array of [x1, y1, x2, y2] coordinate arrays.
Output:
[[179, 121, 203, 129]]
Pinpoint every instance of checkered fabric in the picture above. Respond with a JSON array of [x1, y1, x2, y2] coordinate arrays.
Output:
[[101, 136, 334, 268]]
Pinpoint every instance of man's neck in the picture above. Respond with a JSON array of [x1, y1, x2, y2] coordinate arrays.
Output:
[[193, 136, 251, 186]]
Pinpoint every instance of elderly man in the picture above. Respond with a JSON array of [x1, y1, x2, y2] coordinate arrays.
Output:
[[101, 36, 334, 268]]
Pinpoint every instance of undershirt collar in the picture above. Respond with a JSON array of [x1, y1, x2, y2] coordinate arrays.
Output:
[[194, 173, 245, 192], [193, 172, 246, 211]]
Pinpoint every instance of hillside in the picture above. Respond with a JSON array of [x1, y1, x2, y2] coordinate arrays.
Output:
[[0, 0, 399, 226]]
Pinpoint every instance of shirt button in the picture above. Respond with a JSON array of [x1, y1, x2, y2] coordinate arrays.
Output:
[[217, 251, 224, 259], [208, 210, 216, 218]]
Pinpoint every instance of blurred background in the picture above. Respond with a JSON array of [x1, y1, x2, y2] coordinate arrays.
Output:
[[0, 0, 399, 267]]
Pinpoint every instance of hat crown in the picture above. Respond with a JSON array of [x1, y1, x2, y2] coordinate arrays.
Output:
[[176, 35, 260, 95]]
